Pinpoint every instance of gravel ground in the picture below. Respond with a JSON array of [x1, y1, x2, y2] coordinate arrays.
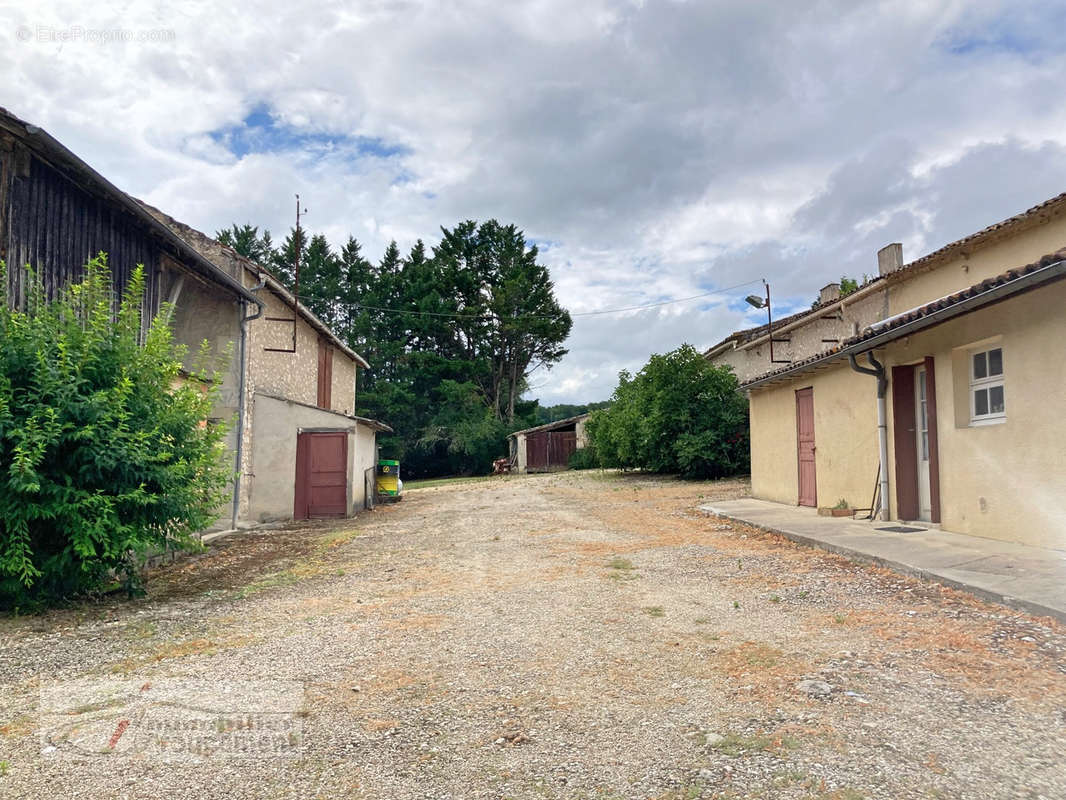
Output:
[[1, 470, 1064, 800]]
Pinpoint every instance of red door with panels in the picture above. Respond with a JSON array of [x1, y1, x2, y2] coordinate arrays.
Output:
[[294, 431, 348, 519], [795, 388, 817, 507]]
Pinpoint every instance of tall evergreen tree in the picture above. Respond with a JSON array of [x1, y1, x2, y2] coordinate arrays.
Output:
[[301, 234, 341, 326], [213, 218, 572, 477], [271, 227, 307, 292], [216, 224, 275, 266]]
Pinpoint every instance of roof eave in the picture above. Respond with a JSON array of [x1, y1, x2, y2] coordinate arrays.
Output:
[[508, 413, 591, 438], [742, 257, 1066, 390], [0, 110, 261, 308]]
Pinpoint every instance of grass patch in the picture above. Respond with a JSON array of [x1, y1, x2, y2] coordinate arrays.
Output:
[[235, 569, 303, 599], [606, 556, 638, 581], [404, 475, 499, 491], [773, 769, 811, 788], [740, 643, 782, 668], [654, 786, 701, 800], [124, 620, 158, 640], [316, 529, 361, 551], [643, 606, 666, 618], [0, 715, 34, 737], [769, 594, 781, 604], [0, 761, 7, 777], [711, 732, 799, 757]]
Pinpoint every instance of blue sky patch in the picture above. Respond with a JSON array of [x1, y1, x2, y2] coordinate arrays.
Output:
[[937, 7, 1064, 59], [209, 103, 410, 161]]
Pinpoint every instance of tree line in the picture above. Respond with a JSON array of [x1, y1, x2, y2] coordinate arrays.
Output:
[[216, 220, 574, 477]]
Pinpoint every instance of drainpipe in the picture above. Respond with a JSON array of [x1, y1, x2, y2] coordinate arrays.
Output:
[[848, 351, 890, 521], [231, 273, 267, 530]]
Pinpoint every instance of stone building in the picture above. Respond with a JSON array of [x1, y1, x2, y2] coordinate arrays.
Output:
[[139, 205, 391, 524], [1, 105, 391, 530]]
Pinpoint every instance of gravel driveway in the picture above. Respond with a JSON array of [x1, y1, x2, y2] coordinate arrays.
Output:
[[1, 471, 1064, 799]]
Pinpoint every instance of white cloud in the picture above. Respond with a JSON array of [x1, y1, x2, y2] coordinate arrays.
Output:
[[4, 0, 1066, 403]]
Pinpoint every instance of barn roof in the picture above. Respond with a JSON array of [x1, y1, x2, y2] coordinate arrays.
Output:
[[508, 413, 590, 438], [0, 107, 261, 307]]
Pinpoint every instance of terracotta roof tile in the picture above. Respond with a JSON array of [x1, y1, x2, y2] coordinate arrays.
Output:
[[741, 248, 1066, 388]]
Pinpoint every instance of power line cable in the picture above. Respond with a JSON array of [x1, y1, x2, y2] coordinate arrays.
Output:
[[286, 278, 765, 321]]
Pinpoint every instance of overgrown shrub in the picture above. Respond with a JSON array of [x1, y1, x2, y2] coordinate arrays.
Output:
[[0, 256, 232, 609], [586, 344, 749, 479], [567, 445, 600, 470]]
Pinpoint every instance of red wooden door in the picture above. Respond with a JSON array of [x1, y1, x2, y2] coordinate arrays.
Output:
[[795, 388, 817, 507], [548, 431, 577, 467], [294, 432, 348, 519], [890, 366, 918, 520], [526, 432, 549, 470]]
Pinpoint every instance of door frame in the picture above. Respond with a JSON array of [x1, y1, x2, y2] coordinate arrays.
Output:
[[914, 365, 931, 521]]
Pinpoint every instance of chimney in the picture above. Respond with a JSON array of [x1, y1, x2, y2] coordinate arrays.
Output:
[[878, 242, 903, 276], [818, 283, 841, 305]]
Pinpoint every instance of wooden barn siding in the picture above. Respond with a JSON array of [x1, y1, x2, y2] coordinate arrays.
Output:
[[3, 153, 162, 312]]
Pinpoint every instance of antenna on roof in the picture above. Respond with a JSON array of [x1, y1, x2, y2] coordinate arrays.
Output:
[[294, 194, 308, 302]]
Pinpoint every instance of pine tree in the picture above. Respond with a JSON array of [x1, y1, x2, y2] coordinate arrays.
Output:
[[301, 234, 341, 326], [271, 227, 307, 292], [216, 224, 275, 266]]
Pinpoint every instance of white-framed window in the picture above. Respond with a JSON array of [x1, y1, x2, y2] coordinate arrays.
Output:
[[970, 346, 1005, 424]]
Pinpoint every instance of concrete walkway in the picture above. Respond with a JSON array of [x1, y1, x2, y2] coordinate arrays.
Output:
[[701, 498, 1066, 623]]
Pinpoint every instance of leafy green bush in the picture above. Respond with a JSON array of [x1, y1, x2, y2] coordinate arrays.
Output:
[[586, 344, 749, 479], [567, 445, 600, 470], [0, 256, 232, 609]]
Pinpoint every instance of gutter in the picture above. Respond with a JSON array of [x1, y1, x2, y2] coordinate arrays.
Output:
[[848, 351, 890, 521], [742, 258, 1066, 390], [231, 273, 267, 530]]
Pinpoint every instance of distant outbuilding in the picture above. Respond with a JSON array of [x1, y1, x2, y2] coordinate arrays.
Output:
[[508, 414, 589, 473]]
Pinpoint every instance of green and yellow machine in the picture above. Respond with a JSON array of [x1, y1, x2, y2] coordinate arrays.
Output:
[[375, 459, 401, 500]]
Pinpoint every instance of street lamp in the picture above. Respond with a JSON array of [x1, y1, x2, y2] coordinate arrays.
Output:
[[745, 281, 789, 364]]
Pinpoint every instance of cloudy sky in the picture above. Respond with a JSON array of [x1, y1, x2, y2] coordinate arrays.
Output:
[[4, 1, 1066, 403]]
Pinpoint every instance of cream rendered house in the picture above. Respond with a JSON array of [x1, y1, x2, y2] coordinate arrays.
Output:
[[706, 192, 1066, 550]]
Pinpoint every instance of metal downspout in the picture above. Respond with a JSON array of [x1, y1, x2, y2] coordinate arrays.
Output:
[[231, 274, 266, 530], [848, 351, 890, 521]]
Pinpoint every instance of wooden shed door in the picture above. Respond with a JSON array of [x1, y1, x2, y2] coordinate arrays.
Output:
[[295, 432, 348, 519], [548, 431, 577, 467], [795, 388, 817, 507], [526, 432, 549, 470]]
